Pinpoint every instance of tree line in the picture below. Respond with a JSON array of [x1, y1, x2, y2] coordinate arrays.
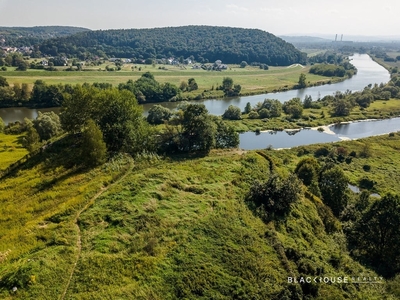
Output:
[[0, 73, 242, 108], [220, 74, 400, 122], [0, 73, 182, 108]]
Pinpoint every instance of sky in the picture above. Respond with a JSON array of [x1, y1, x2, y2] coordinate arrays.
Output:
[[1, 0, 399, 38]]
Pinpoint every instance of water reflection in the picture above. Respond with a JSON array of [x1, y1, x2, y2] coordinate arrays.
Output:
[[239, 118, 400, 150], [331, 118, 400, 139], [239, 129, 340, 150], [0, 107, 61, 124]]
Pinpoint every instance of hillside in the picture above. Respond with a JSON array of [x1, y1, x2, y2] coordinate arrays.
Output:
[[38, 26, 307, 66], [0, 26, 90, 47], [0, 132, 400, 298]]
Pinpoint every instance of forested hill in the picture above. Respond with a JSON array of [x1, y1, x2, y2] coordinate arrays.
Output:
[[38, 26, 307, 65], [0, 26, 90, 47]]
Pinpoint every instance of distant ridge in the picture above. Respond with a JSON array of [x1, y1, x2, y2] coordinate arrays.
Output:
[[0, 26, 91, 46], [38, 25, 307, 66]]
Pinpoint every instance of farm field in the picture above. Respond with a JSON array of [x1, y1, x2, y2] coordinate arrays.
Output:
[[1, 63, 343, 97]]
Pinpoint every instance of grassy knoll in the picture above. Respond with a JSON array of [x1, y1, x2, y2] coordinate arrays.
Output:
[[224, 98, 400, 132], [0, 133, 28, 171], [1, 64, 342, 98], [0, 139, 397, 298]]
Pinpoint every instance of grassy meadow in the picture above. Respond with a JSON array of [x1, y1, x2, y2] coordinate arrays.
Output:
[[0, 133, 28, 171], [0, 136, 133, 299], [0, 133, 400, 298], [1, 63, 343, 98]]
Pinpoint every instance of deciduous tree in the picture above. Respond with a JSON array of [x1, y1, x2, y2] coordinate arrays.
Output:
[[247, 173, 302, 222], [33, 111, 62, 141], [214, 119, 239, 149], [147, 105, 172, 124], [319, 166, 349, 217], [222, 105, 241, 120], [23, 124, 40, 152], [81, 119, 107, 167], [0, 117, 5, 133], [349, 194, 400, 277], [298, 73, 307, 88], [181, 104, 216, 152]]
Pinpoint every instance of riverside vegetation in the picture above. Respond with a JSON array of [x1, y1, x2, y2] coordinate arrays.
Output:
[[1, 79, 400, 299], [0, 64, 343, 105]]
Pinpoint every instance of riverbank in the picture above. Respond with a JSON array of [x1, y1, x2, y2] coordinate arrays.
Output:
[[224, 98, 400, 133], [0, 63, 346, 109], [370, 54, 400, 74]]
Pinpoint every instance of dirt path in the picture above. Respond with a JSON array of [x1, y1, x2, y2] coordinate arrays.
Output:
[[59, 161, 133, 300]]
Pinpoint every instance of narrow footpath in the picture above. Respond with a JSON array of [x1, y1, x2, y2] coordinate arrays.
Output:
[[59, 160, 134, 300]]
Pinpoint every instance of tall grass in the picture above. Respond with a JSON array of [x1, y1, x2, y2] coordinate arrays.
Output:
[[0, 136, 399, 298], [0, 133, 28, 171]]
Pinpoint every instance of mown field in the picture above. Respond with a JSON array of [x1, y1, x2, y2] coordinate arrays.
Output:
[[1, 133, 400, 299], [1, 64, 343, 97]]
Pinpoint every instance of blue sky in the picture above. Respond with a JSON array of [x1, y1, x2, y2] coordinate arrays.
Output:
[[0, 0, 399, 37]]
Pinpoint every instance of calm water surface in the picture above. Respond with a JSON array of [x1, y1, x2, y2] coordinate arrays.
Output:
[[0, 54, 390, 123], [239, 118, 400, 150], [1, 53, 398, 150], [142, 53, 390, 116]]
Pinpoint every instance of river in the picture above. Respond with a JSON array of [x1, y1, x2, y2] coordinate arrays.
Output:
[[239, 118, 400, 150], [2, 53, 398, 150], [141, 53, 390, 116], [0, 54, 390, 124]]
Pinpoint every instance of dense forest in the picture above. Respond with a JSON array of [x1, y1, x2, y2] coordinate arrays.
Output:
[[0, 26, 90, 47], [38, 26, 307, 66]]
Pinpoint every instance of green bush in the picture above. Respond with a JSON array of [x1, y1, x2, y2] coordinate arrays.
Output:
[[248, 111, 259, 119], [246, 173, 302, 222], [222, 105, 242, 120]]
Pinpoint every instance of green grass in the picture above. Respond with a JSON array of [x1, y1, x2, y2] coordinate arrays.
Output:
[[0, 133, 28, 171], [0, 142, 397, 298], [268, 132, 400, 196], [0, 137, 132, 299], [2, 64, 343, 99]]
